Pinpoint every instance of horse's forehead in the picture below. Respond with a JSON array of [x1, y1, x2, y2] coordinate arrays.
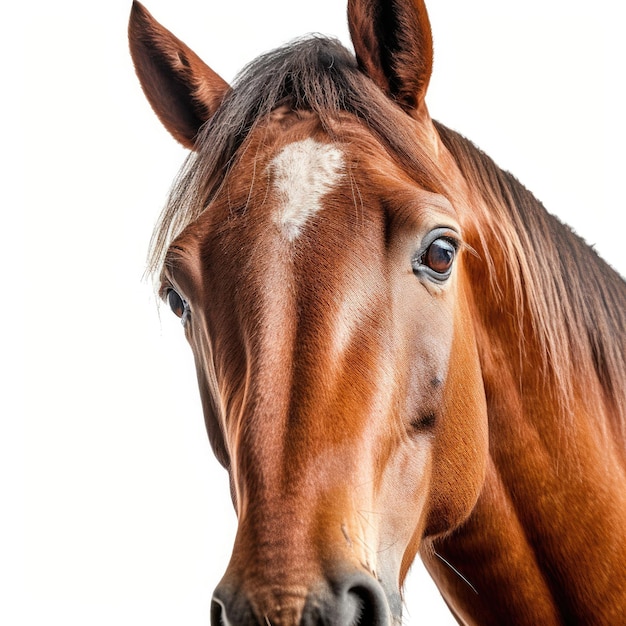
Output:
[[268, 137, 345, 242]]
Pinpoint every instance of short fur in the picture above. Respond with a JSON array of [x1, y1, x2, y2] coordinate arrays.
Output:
[[149, 36, 626, 435], [131, 2, 626, 623]]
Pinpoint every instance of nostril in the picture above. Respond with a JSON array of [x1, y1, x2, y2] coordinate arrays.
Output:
[[211, 586, 259, 625], [344, 576, 391, 626], [348, 589, 367, 625], [211, 598, 226, 626]]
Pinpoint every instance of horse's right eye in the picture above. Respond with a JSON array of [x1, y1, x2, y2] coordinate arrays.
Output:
[[167, 289, 187, 320]]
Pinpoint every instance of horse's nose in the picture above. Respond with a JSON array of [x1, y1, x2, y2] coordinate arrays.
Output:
[[211, 571, 393, 625], [311, 572, 392, 625]]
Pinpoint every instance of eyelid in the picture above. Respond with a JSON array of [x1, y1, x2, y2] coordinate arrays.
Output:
[[160, 245, 196, 302], [159, 255, 183, 301], [179, 300, 191, 326], [414, 227, 462, 261], [158, 281, 171, 302]]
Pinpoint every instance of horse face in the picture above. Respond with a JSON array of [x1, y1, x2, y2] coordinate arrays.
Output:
[[160, 111, 489, 624], [131, 0, 489, 622]]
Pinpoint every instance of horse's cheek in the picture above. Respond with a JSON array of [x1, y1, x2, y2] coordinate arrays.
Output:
[[426, 300, 489, 537], [377, 436, 435, 581]]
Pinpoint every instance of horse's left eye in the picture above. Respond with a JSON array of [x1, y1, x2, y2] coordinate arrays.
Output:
[[425, 238, 456, 276], [413, 235, 458, 281]]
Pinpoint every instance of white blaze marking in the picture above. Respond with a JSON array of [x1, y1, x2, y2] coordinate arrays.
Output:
[[270, 138, 344, 241]]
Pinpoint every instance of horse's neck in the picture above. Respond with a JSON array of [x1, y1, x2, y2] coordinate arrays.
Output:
[[422, 314, 626, 625]]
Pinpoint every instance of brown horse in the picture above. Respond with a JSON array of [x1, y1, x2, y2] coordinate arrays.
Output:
[[129, 1, 626, 624]]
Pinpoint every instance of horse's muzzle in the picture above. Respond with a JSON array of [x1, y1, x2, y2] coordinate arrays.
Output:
[[211, 571, 395, 625]]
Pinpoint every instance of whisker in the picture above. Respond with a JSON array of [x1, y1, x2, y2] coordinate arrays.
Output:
[[434, 551, 478, 595]]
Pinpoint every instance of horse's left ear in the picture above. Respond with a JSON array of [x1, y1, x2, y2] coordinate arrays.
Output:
[[128, 1, 230, 150], [348, 0, 433, 114]]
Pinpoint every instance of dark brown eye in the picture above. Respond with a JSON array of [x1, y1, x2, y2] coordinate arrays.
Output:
[[412, 232, 459, 282], [424, 238, 456, 276], [167, 289, 187, 319]]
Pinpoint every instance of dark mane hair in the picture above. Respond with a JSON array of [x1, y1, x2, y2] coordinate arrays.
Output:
[[148, 36, 626, 433]]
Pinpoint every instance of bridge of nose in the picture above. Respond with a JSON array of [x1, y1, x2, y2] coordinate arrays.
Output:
[[211, 132, 403, 621]]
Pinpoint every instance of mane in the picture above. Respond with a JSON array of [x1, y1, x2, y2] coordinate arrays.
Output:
[[435, 122, 626, 434], [147, 36, 626, 434]]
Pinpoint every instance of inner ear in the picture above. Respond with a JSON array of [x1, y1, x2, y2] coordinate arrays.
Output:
[[129, 1, 230, 149], [348, 0, 433, 112]]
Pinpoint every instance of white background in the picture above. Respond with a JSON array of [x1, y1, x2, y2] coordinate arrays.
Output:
[[4, 1, 624, 624]]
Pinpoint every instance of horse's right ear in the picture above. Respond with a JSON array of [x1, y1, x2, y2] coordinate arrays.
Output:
[[128, 1, 230, 150]]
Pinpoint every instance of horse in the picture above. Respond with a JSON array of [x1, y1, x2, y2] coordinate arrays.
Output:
[[128, 1, 626, 623]]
